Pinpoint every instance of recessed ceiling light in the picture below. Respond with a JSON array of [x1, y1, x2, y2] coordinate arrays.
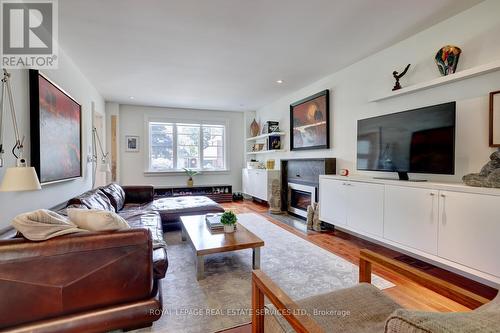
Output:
[[276, 80, 283, 84], [129, 96, 135, 100]]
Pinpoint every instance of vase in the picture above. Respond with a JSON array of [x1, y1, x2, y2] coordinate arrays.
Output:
[[435, 45, 461, 76], [250, 119, 260, 137], [187, 178, 193, 187], [224, 224, 235, 233]]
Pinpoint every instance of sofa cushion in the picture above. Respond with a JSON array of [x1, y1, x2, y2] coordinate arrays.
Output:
[[149, 196, 225, 222], [100, 183, 126, 212], [265, 283, 400, 333], [66, 189, 115, 212], [385, 303, 500, 333], [67, 208, 130, 232], [118, 209, 168, 279]]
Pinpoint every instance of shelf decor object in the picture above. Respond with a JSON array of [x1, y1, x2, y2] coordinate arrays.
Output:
[[435, 45, 462, 76], [250, 119, 260, 137], [490, 90, 500, 147], [392, 64, 411, 91], [0, 69, 41, 192], [463, 151, 500, 188], [290, 89, 330, 151], [370, 59, 500, 102], [29, 69, 82, 185]]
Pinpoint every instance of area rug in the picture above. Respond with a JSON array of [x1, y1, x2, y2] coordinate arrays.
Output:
[[138, 213, 394, 333]]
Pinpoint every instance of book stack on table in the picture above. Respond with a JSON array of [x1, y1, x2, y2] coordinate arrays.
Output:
[[205, 213, 224, 231]]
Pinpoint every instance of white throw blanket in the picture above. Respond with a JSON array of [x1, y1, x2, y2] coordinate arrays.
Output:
[[12, 209, 85, 241], [12, 209, 167, 250]]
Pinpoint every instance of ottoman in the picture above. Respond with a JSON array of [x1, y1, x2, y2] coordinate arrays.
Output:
[[150, 196, 225, 229]]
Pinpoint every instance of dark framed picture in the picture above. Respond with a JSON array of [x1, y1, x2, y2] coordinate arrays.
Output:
[[290, 89, 330, 150], [126, 135, 140, 152], [29, 70, 82, 184], [490, 90, 500, 147]]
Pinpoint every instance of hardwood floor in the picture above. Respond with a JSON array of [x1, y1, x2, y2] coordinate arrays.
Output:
[[216, 199, 498, 333]]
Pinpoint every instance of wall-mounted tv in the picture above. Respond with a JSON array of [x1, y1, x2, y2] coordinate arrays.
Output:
[[357, 102, 456, 180]]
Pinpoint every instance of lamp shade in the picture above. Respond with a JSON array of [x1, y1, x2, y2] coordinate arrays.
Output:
[[0, 167, 42, 192]]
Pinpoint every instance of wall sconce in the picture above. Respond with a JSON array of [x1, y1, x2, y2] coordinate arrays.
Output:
[[90, 127, 110, 173], [0, 69, 41, 192]]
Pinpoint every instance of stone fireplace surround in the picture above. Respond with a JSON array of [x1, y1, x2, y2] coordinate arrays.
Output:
[[280, 158, 337, 217]]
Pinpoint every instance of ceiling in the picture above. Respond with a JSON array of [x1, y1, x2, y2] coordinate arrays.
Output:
[[59, 0, 482, 111]]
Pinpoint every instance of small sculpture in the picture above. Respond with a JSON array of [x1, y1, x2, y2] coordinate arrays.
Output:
[[435, 45, 461, 76], [392, 64, 411, 91], [306, 202, 322, 231], [268, 179, 282, 214], [463, 150, 500, 188]]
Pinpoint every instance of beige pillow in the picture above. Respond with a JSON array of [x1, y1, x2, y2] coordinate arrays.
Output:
[[67, 208, 130, 232]]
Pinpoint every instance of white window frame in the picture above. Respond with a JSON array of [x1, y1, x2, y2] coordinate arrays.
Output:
[[144, 116, 229, 175]]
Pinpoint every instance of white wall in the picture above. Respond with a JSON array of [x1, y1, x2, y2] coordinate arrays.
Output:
[[255, 0, 500, 183], [0, 51, 105, 229], [116, 104, 245, 190]]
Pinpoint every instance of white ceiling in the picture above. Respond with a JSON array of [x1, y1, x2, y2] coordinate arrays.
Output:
[[59, 0, 482, 112]]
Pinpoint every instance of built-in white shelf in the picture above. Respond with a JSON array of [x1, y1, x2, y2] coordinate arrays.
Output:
[[370, 59, 500, 102], [246, 132, 286, 141], [246, 149, 286, 155]]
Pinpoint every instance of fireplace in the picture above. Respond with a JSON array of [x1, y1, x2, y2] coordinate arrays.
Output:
[[287, 182, 317, 218]]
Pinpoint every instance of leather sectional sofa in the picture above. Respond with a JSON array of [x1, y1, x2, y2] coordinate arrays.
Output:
[[0, 183, 224, 332]]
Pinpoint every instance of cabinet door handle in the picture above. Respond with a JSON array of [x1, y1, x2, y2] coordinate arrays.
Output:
[[430, 193, 435, 196], [441, 193, 447, 225], [430, 196, 434, 222]]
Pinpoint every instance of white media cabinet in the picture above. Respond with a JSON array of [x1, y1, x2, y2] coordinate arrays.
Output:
[[242, 168, 280, 202], [319, 175, 500, 287]]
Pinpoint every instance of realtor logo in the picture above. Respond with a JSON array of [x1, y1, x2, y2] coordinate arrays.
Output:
[[1, 0, 58, 68]]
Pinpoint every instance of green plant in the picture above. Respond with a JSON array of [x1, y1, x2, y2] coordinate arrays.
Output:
[[183, 168, 200, 179], [220, 211, 237, 225]]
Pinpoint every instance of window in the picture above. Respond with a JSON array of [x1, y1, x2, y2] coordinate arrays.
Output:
[[148, 121, 226, 172]]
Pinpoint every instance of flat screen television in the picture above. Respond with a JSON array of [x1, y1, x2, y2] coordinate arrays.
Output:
[[357, 102, 456, 180]]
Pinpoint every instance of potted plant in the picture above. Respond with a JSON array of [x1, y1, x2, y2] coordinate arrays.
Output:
[[220, 211, 237, 233], [183, 168, 199, 187]]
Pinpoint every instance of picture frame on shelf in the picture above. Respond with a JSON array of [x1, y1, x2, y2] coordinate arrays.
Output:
[[126, 135, 140, 152], [268, 136, 281, 150], [290, 89, 330, 151]]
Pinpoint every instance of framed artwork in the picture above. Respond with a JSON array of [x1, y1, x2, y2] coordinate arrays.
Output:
[[126, 136, 140, 152], [290, 89, 330, 150], [29, 70, 82, 184], [490, 90, 500, 147]]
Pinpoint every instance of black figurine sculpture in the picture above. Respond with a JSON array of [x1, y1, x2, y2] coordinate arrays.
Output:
[[392, 64, 411, 91]]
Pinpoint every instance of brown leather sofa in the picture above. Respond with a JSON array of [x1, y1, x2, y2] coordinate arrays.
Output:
[[0, 184, 167, 333]]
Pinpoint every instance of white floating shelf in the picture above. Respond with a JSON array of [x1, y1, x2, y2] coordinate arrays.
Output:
[[246, 149, 286, 155], [246, 132, 286, 141], [370, 59, 500, 102]]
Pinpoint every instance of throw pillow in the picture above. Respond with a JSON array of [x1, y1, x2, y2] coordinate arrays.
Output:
[[11, 209, 85, 241], [67, 208, 130, 232]]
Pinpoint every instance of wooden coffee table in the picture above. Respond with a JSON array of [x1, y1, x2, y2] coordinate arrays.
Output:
[[180, 215, 264, 280]]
